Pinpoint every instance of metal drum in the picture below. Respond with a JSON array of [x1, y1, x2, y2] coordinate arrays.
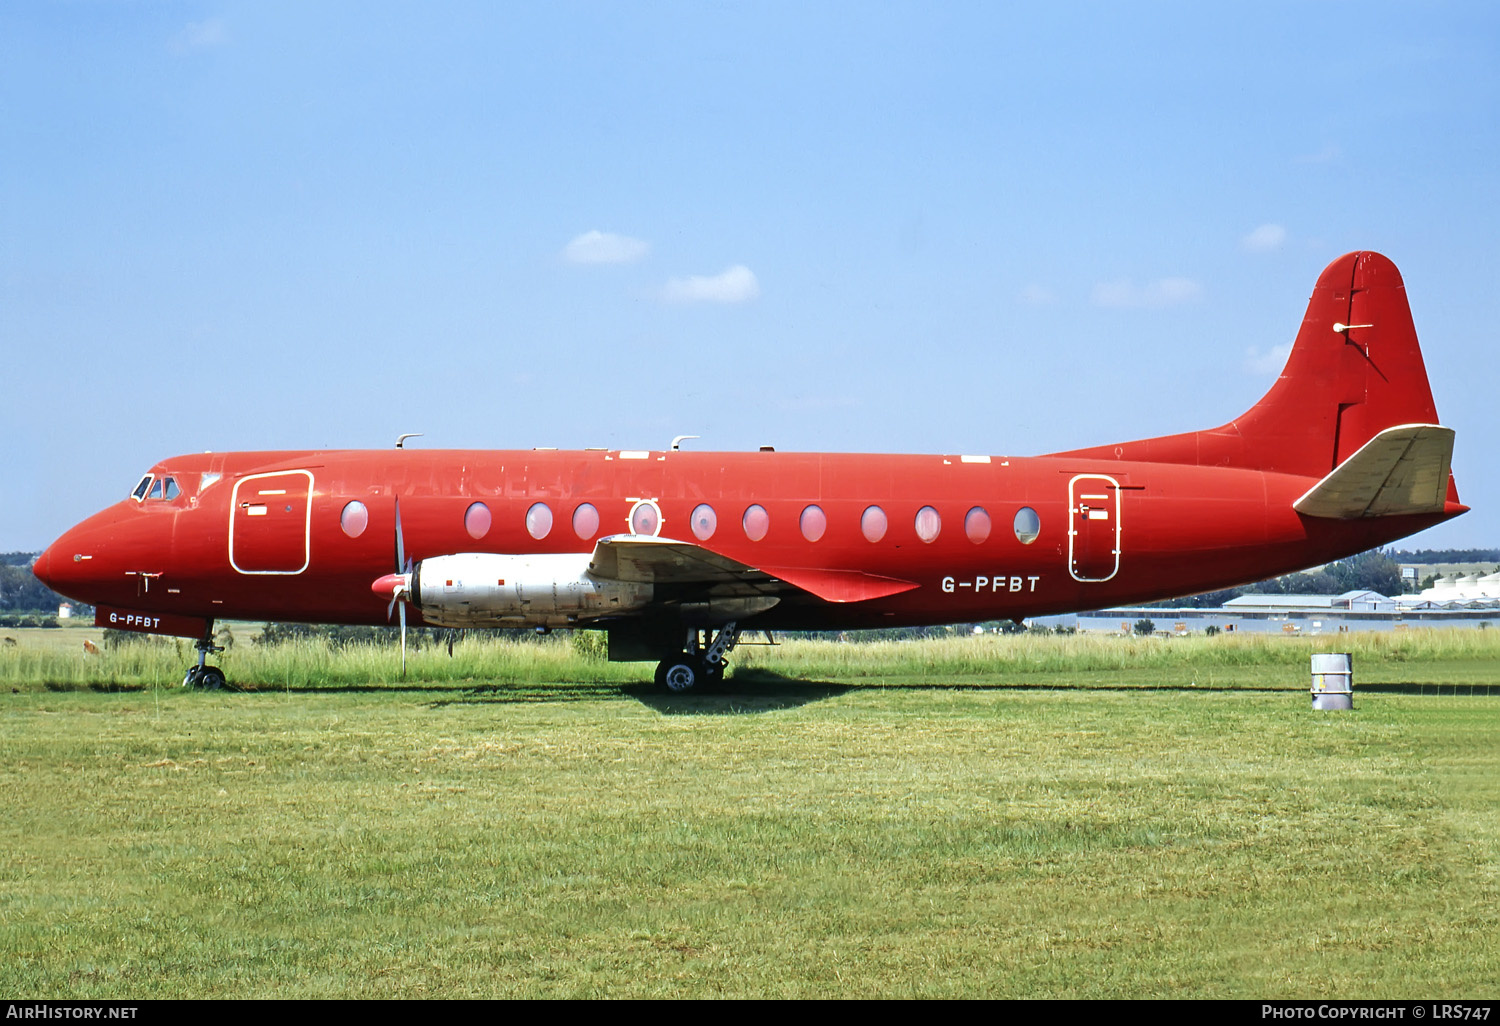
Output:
[[1311, 653, 1353, 710]]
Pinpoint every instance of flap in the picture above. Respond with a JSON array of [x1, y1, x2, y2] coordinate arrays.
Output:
[[759, 566, 920, 603], [1293, 424, 1455, 519]]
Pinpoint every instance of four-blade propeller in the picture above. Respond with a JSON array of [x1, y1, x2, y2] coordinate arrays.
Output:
[[369, 497, 414, 679]]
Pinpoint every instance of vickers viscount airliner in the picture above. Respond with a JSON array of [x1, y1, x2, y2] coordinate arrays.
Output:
[[34, 252, 1464, 691]]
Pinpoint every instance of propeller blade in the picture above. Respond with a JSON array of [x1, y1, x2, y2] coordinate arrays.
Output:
[[394, 496, 406, 573], [399, 600, 407, 680]]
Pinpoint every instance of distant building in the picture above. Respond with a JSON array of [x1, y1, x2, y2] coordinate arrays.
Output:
[[1069, 589, 1496, 635], [57, 602, 73, 619]]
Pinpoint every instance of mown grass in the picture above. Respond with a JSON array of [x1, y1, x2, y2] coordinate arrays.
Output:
[[0, 651, 1497, 997]]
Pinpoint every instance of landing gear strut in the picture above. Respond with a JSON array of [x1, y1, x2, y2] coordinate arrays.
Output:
[[654, 622, 740, 694], [182, 623, 227, 690]]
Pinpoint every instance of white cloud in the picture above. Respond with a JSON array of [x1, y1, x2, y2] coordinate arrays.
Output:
[[1242, 224, 1287, 253], [563, 230, 649, 265], [170, 19, 228, 52], [1091, 276, 1202, 309], [1019, 284, 1057, 305], [1244, 343, 1292, 375], [663, 265, 760, 304]]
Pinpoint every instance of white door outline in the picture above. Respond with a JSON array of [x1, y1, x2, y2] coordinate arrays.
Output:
[[1067, 473, 1121, 583], [229, 470, 315, 575]]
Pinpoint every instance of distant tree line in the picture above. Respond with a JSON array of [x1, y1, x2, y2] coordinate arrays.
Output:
[[1388, 548, 1500, 564], [1159, 547, 1410, 608], [0, 556, 87, 617]]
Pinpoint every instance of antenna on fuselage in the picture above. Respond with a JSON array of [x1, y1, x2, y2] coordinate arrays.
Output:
[[670, 435, 700, 451], [396, 433, 424, 449]]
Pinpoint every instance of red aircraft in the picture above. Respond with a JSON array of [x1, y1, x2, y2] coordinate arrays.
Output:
[[34, 251, 1464, 691]]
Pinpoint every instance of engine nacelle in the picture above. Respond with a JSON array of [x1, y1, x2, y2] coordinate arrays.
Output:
[[412, 552, 653, 628]]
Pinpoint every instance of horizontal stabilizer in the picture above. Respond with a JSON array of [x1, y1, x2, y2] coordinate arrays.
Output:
[[1293, 424, 1455, 519]]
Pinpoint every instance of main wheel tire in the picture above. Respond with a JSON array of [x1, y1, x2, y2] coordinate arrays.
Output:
[[198, 666, 227, 690], [182, 666, 201, 688], [655, 656, 707, 694]]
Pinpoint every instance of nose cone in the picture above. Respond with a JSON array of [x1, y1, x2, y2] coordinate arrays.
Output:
[[31, 502, 163, 607], [32, 545, 56, 590]]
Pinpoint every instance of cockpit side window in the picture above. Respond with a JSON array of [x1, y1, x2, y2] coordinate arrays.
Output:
[[132, 475, 153, 501], [148, 479, 163, 500]]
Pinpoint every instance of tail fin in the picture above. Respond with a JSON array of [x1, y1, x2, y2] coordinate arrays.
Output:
[[1050, 251, 1446, 481]]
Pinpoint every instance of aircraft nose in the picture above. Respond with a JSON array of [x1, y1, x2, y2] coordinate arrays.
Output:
[[32, 543, 57, 590]]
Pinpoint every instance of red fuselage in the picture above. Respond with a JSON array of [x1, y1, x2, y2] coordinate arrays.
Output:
[[33, 445, 1459, 632]]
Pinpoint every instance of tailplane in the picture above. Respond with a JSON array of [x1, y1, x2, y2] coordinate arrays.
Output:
[[1292, 424, 1454, 519], [1051, 252, 1450, 483]]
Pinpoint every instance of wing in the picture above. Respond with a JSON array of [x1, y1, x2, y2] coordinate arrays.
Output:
[[586, 535, 918, 603]]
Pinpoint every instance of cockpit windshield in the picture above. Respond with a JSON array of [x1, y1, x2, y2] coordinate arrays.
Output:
[[131, 473, 182, 502]]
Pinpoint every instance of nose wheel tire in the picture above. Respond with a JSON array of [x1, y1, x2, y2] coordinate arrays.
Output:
[[182, 666, 227, 690]]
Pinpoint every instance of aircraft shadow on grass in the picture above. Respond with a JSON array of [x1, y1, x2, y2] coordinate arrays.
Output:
[[434, 669, 854, 715]]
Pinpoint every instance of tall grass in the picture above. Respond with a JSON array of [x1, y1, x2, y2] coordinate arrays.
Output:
[[735, 628, 1500, 679], [3, 626, 1498, 690]]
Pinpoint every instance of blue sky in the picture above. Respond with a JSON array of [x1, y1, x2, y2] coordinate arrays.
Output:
[[4, 2, 1497, 552]]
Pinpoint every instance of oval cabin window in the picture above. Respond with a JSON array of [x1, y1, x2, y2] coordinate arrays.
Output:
[[630, 500, 661, 536], [465, 502, 492, 540], [573, 503, 600, 540], [1013, 506, 1041, 545], [800, 505, 827, 542], [965, 507, 991, 544], [340, 500, 368, 539], [743, 504, 770, 542], [526, 502, 554, 540], [691, 504, 717, 541], [915, 505, 942, 543]]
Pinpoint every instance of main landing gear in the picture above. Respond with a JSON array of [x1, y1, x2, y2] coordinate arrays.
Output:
[[655, 622, 740, 694], [182, 623, 227, 690]]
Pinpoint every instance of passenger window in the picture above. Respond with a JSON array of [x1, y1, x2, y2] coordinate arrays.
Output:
[[743, 504, 769, 542], [861, 505, 887, 543], [691, 504, 717, 541], [465, 502, 492, 540], [964, 507, 991, 544], [800, 505, 827, 542], [915, 505, 941, 543], [341, 501, 369, 538], [526, 502, 554, 540], [630, 500, 661, 536], [1014, 506, 1041, 545], [573, 503, 600, 540]]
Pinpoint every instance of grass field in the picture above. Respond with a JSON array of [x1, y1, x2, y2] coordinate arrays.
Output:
[[2, 629, 1497, 997]]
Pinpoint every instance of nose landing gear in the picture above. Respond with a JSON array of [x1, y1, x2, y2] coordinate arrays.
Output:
[[182, 623, 227, 690]]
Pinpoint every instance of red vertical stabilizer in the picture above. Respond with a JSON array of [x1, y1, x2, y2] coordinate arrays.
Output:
[[1050, 252, 1443, 481]]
